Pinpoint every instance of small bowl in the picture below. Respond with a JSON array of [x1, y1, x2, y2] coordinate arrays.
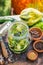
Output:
[[33, 40, 43, 53], [29, 27, 42, 41], [27, 50, 38, 61]]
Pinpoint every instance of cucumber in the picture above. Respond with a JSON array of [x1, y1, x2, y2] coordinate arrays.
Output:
[[0, 0, 11, 16], [0, 6, 3, 16], [0, 0, 5, 6], [3, 0, 11, 15], [0, 18, 14, 24]]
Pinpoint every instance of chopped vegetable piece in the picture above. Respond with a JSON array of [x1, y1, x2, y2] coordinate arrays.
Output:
[[34, 22, 43, 31]]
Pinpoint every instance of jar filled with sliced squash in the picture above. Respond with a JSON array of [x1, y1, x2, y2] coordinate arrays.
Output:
[[8, 22, 31, 54]]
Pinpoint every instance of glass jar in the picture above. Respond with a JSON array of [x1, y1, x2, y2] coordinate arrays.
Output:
[[8, 22, 31, 54], [0, 0, 11, 16]]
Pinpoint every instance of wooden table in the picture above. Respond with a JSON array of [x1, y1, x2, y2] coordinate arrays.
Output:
[[2, 35, 43, 65]]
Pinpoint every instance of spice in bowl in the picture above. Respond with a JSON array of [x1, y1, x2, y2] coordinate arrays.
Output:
[[33, 40, 43, 53], [29, 27, 42, 40], [27, 50, 38, 61]]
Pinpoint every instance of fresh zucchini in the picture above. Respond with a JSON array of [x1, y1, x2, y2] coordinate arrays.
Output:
[[0, 0, 5, 6], [0, 6, 3, 16], [3, 0, 11, 15], [0, 0, 11, 16], [0, 18, 14, 24]]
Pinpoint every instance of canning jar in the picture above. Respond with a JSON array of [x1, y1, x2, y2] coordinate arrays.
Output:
[[0, 0, 11, 16], [8, 22, 31, 54]]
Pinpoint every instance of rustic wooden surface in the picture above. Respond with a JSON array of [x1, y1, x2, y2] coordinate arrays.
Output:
[[0, 23, 43, 65], [2, 34, 43, 65]]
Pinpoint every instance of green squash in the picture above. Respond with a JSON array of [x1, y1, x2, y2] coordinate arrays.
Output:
[[0, 0, 11, 16]]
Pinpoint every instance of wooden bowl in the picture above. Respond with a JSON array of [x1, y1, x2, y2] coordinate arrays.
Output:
[[27, 50, 38, 61], [29, 27, 42, 41], [33, 40, 43, 53]]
